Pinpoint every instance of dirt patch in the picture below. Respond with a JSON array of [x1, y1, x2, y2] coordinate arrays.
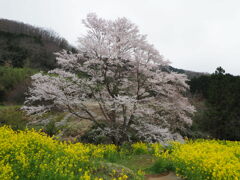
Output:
[[145, 172, 182, 180]]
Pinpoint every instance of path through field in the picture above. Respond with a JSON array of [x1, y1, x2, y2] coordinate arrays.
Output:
[[117, 154, 183, 180], [145, 172, 182, 180]]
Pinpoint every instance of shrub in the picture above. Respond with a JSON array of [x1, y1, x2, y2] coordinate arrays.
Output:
[[0, 106, 29, 130], [148, 158, 174, 174], [43, 120, 58, 137], [0, 67, 37, 104], [131, 142, 149, 155]]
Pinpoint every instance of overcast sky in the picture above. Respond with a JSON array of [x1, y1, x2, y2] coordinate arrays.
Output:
[[1, 0, 240, 75]]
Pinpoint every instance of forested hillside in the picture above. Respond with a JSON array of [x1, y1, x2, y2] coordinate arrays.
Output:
[[0, 19, 77, 105], [189, 67, 240, 140], [0, 19, 76, 70]]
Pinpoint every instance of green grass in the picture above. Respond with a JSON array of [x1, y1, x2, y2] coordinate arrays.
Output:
[[0, 105, 21, 109], [116, 154, 174, 175], [117, 154, 156, 172]]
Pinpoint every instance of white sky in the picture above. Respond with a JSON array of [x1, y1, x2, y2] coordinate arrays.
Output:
[[0, 0, 240, 75]]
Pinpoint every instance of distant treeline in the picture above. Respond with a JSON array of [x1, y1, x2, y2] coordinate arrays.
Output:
[[168, 66, 207, 79]]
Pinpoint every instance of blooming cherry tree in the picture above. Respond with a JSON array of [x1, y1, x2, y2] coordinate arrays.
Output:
[[23, 13, 195, 144]]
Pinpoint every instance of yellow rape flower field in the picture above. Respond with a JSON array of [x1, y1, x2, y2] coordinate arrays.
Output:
[[0, 126, 240, 180]]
